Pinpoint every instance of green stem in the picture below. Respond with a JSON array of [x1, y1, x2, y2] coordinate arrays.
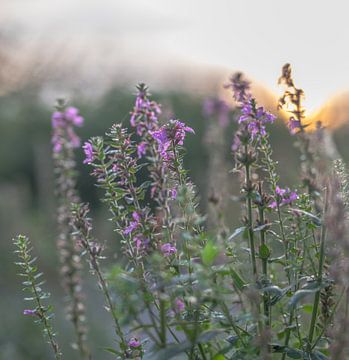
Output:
[[259, 206, 270, 327], [308, 189, 328, 350], [245, 161, 257, 278]]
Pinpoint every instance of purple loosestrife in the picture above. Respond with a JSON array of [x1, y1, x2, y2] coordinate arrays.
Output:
[[82, 141, 94, 164], [51, 105, 84, 153], [84, 125, 157, 259], [224, 72, 250, 102], [23, 309, 38, 316], [51, 100, 90, 359], [269, 186, 298, 209], [161, 242, 177, 257], [130, 83, 161, 136], [150, 119, 194, 160]]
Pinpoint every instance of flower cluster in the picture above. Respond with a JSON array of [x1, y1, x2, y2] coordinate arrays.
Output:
[[269, 185, 298, 209], [238, 98, 276, 138], [288, 117, 302, 134], [51, 106, 84, 153], [82, 141, 94, 164], [130, 83, 161, 137], [150, 119, 194, 160], [224, 72, 250, 102], [160, 242, 177, 257]]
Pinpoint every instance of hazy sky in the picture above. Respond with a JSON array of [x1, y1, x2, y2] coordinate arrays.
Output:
[[3, 0, 349, 111]]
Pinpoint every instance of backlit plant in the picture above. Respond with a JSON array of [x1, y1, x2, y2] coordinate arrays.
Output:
[[14, 66, 349, 359]]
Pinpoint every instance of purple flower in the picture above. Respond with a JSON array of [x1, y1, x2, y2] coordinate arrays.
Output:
[[150, 120, 195, 159], [128, 337, 141, 348], [175, 298, 185, 313], [51, 106, 84, 153], [275, 186, 286, 196], [169, 188, 177, 200], [137, 142, 147, 158], [161, 243, 177, 257], [23, 309, 37, 316], [134, 235, 149, 251], [270, 186, 298, 209], [124, 212, 141, 235], [225, 72, 251, 102], [83, 142, 94, 164], [51, 112, 64, 128], [130, 84, 161, 136], [237, 98, 275, 139], [288, 117, 302, 134]]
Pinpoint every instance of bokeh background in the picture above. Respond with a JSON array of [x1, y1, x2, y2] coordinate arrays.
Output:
[[2, 1, 349, 359]]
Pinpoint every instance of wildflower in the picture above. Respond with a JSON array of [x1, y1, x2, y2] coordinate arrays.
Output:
[[269, 186, 298, 208], [65, 107, 84, 126], [83, 142, 94, 164], [51, 106, 84, 153], [130, 84, 161, 136], [23, 309, 37, 316], [123, 212, 141, 235], [169, 188, 177, 200], [161, 243, 177, 257], [202, 97, 230, 127], [288, 117, 302, 134], [134, 235, 149, 251], [174, 298, 185, 313], [236, 98, 275, 139], [150, 119, 194, 158], [224, 72, 250, 102], [137, 142, 147, 158], [128, 337, 141, 348]]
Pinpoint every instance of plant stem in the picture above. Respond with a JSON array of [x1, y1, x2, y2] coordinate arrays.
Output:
[[259, 206, 270, 327], [245, 160, 257, 278], [308, 188, 328, 350]]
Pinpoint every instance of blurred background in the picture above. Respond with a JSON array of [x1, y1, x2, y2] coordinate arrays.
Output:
[[2, 1, 349, 359]]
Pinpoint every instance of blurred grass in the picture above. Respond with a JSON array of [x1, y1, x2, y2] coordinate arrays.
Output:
[[1, 85, 348, 359]]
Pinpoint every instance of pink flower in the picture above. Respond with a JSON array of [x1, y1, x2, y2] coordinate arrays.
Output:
[[128, 337, 141, 348], [124, 212, 141, 235], [83, 142, 94, 164], [137, 142, 147, 158], [23, 309, 37, 316], [270, 186, 298, 209], [150, 120, 195, 159], [161, 243, 177, 257], [175, 298, 185, 313], [169, 188, 177, 200]]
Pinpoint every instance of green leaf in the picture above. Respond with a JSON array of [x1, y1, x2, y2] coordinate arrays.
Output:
[[202, 241, 219, 266], [289, 208, 322, 226], [230, 268, 246, 291], [288, 288, 320, 309], [311, 351, 329, 360], [228, 226, 246, 241], [302, 304, 313, 314], [259, 243, 271, 259], [103, 347, 121, 355], [212, 355, 225, 360]]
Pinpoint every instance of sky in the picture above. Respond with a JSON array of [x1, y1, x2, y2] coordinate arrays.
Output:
[[3, 0, 349, 112]]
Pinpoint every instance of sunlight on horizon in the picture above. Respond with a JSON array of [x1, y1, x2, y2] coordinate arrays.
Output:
[[3, 0, 349, 119]]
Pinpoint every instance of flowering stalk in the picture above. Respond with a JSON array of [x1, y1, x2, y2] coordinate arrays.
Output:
[[308, 188, 328, 351], [278, 63, 317, 196], [14, 235, 62, 359], [71, 203, 127, 355], [51, 100, 89, 358]]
